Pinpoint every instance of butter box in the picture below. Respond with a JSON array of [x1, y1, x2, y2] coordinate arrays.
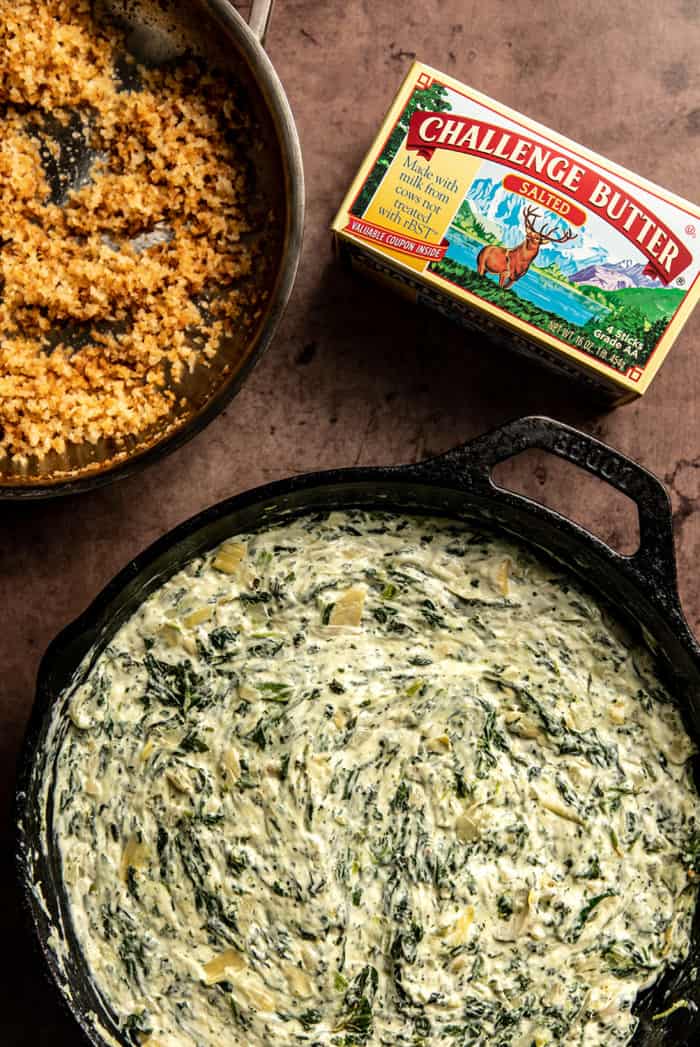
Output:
[[332, 62, 700, 402]]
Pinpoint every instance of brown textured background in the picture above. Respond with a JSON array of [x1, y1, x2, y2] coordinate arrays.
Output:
[[1, 0, 699, 1041]]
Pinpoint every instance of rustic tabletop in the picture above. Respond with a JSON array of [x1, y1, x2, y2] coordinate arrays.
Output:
[[1, 0, 698, 1041]]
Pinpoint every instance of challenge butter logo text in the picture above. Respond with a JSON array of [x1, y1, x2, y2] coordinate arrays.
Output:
[[407, 112, 690, 284]]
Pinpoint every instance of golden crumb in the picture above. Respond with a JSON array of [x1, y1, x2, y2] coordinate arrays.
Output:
[[0, 0, 264, 465]]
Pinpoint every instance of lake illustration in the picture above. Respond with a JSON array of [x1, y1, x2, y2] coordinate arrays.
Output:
[[443, 228, 607, 327]]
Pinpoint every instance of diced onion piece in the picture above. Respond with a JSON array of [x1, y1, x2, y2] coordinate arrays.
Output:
[[329, 587, 366, 627], [213, 541, 247, 575], [203, 947, 247, 985]]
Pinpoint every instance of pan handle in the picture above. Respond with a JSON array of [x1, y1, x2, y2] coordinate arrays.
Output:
[[414, 416, 682, 613], [248, 0, 274, 43]]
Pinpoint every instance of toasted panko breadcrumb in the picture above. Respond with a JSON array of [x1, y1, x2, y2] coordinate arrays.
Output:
[[0, 0, 264, 464]]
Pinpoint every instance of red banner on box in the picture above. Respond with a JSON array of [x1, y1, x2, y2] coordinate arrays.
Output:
[[405, 110, 691, 284], [344, 217, 449, 261]]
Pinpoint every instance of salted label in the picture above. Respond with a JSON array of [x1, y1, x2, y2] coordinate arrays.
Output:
[[334, 64, 700, 398]]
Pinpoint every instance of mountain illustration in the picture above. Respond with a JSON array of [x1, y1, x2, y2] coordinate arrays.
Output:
[[570, 260, 661, 290], [467, 177, 525, 240], [464, 176, 625, 276]]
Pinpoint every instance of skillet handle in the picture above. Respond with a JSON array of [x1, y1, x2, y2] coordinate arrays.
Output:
[[247, 0, 274, 43], [417, 416, 680, 608]]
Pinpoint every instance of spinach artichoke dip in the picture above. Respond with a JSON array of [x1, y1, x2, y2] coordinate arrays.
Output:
[[44, 511, 700, 1047]]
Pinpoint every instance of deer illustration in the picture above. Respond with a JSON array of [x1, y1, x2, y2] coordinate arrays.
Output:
[[477, 205, 576, 289]]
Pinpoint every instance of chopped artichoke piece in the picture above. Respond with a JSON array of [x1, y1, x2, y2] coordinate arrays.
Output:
[[213, 541, 247, 575], [496, 557, 512, 596], [441, 905, 475, 944], [425, 734, 451, 753], [221, 746, 241, 783], [284, 963, 312, 998], [505, 714, 541, 740], [183, 606, 212, 628], [159, 623, 182, 648], [165, 767, 192, 794], [241, 985, 275, 1012], [455, 812, 481, 842], [120, 835, 149, 882], [329, 586, 366, 627], [203, 947, 247, 984], [68, 695, 91, 731], [140, 737, 156, 763], [608, 700, 627, 725], [533, 786, 585, 826]]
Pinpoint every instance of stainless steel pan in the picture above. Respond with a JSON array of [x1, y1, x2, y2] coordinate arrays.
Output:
[[0, 0, 304, 498]]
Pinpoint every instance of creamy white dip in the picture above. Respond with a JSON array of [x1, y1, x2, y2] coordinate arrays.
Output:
[[45, 511, 700, 1046]]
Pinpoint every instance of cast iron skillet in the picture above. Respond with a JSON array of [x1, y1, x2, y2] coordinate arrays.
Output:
[[15, 416, 700, 1045], [0, 0, 304, 499]]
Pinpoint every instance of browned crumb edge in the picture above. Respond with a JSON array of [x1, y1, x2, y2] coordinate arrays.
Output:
[[0, 0, 269, 469]]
